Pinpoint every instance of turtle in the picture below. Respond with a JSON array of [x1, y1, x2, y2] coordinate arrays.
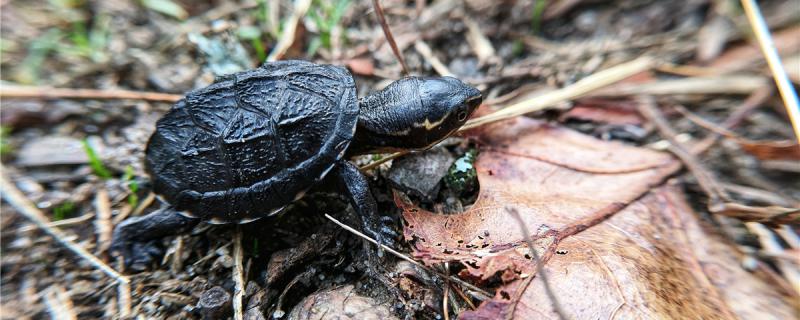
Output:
[[111, 60, 482, 270]]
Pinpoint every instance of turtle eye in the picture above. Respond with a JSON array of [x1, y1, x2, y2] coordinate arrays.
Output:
[[457, 110, 469, 121]]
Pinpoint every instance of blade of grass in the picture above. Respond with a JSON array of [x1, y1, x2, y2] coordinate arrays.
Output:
[[740, 0, 800, 142], [82, 139, 112, 180]]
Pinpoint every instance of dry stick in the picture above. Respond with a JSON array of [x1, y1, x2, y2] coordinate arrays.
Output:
[[43, 284, 78, 320], [638, 98, 800, 294], [17, 213, 94, 233], [0, 173, 129, 284], [637, 97, 729, 205], [746, 222, 800, 293], [0, 85, 182, 102], [507, 209, 567, 320], [360, 57, 654, 171], [372, 0, 409, 76], [414, 40, 453, 77], [740, 0, 800, 142], [0, 172, 133, 316], [95, 189, 113, 255], [266, 0, 311, 62], [232, 226, 245, 320], [323, 214, 492, 299]]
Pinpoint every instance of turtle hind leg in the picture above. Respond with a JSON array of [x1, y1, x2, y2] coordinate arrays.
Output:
[[111, 206, 200, 271]]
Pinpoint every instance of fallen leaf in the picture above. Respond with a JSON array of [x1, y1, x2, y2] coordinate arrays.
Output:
[[398, 117, 797, 319], [564, 99, 643, 125], [737, 139, 800, 161]]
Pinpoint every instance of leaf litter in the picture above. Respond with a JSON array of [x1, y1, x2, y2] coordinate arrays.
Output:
[[397, 116, 797, 319]]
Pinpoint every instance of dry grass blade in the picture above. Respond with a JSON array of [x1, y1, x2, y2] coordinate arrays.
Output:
[[589, 75, 768, 97], [323, 214, 492, 299], [414, 40, 453, 77], [740, 0, 800, 142], [372, 0, 409, 76], [17, 213, 94, 233], [0, 85, 182, 102], [95, 189, 113, 255], [266, 0, 311, 62], [0, 171, 130, 285], [746, 222, 800, 293], [232, 226, 245, 320], [461, 56, 653, 130], [43, 284, 77, 320]]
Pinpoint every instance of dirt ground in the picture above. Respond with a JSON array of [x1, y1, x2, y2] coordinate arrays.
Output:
[[1, 0, 798, 319]]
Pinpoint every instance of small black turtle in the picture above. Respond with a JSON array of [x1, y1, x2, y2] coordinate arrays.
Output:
[[111, 60, 481, 270]]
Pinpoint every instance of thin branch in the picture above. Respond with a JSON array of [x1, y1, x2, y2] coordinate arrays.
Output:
[[323, 214, 492, 299], [0, 85, 182, 102], [0, 171, 129, 285], [1, 170, 132, 317], [414, 40, 453, 77], [372, 0, 409, 76], [43, 285, 77, 320], [95, 189, 113, 255], [232, 226, 245, 320], [266, 0, 311, 62], [637, 97, 729, 205], [740, 0, 800, 143], [507, 208, 567, 320]]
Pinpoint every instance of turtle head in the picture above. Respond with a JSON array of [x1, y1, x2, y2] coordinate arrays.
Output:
[[414, 77, 482, 145], [351, 76, 482, 155]]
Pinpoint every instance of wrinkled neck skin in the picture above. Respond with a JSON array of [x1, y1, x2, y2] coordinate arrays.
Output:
[[348, 78, 445, 156]]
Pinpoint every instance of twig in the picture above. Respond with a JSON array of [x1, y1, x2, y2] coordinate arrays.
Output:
[[461, 56, 653, 130], [0, 171, 129, 285], [17, 213, 94, 233], [359, 151, 406, 171], [637, 97, 729, 205], [443, 267, 451, 320], [507, 208, 567, 320], [266, 0, 311, 62], [1, 171, 132, 316], [414, 40, 453, 77], [372, 0, 409, 76], [43, 284, 77, 320], [746, 222, 800, 293], [709, 202, 799, 225], [323, 214, 492, 299], [0, 85, 181, 102], [463, 16, 497, 66], [589, 75, 767, 97], [114, 192, 156, 224], [118, 282, 131, 318], [740, 0, 800, 142], [95, 189, 113, 255], [232, 226, 245, 320]]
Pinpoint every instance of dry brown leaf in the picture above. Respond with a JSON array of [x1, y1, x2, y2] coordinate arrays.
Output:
[[397, 117, 798, 319], [737, 139, 800, 161]]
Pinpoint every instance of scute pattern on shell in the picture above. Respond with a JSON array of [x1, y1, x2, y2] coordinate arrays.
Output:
[[145, 61, 358, 223]]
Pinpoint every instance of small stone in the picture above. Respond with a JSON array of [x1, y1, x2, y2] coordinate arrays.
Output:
[[198, 286, 231, 319], [387, 147, 455, 201], [16, 136, 97, 167]]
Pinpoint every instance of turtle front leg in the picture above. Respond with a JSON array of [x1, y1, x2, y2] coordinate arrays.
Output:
[[111, 206, 200, 271], [334, 160, 398, 254]]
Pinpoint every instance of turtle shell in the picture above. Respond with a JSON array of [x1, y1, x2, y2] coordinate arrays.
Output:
[[145, 60, 358, 223]]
